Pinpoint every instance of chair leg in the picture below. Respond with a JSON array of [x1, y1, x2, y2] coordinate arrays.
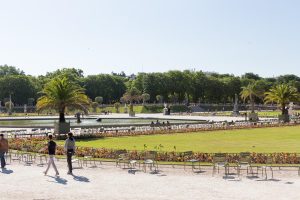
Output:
[[270, 167, 273, 179]]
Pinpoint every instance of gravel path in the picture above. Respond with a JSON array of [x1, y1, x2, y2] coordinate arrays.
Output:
[[1, 161, 300, 200]]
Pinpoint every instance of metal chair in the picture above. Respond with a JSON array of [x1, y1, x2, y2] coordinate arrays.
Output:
[[183, 151, 201, 172], [34, 154, 48, 166], [83, 148, 101, 167], [142, 151, 158, 173], [115, 150, 128, 167], [237, 152, 254, 177], [261, 156, 274, 179], [212, 153, 229, 176], [20, 148, 34, 165]]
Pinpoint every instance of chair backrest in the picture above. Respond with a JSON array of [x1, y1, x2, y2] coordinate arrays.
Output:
[[115, 150, 127, 156], [145, 151, 157, 160], [239, 152, 251, 163], [213, 153, 227, 163], [265, 156, 273, 164], [183, 151, 193, 157]]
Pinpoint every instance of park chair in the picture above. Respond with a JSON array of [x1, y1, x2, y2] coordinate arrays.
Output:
[[212, 153, 229, 176], [115, 150, 128, 167], [4, 150, 12, 163], [261, 156, 274, 179], [34, 153, 48, 166], [297, 157, 300, 176], [82, 148, 101, 167], [115, 150, 137, 169], [119, 153, 137, 169], [20, 148, 34, 165], [182, 151, 201, 172], [142, 151, 159, 173], [237, 152, 254, 177], [10, 150, 21, 162]]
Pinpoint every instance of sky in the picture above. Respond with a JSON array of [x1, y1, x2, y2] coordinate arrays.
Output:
[[0, 0, 300, 77]]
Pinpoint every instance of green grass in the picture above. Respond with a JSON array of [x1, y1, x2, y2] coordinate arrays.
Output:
[[57, 126, 300, 153]]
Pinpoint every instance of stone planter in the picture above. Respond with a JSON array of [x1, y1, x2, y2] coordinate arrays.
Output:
[[54, 122, 70, 135], [248, 113, 259, 122], [129, 111, 135, 117], [278, 114, 290, 123]]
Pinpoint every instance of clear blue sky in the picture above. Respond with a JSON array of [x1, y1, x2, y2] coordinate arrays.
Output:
[[0, 0, 300, 77]]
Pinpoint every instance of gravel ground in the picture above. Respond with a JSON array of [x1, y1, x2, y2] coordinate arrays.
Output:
[[1, 161, 300, 200]]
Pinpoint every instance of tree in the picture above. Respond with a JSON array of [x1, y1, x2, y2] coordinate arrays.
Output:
[[156, 95, 163, 103], [84, 75, 126, 103], [5, 101, 14, 114], [240, 81, 264, 113], [242, 72, 261, 80], [0, 65, 24, 76], [121, 87, 141, 104], [141, 93, 150, 104], [91, 102, 99, 112], [27, 98, 35, 106], [121, 87, 141, 114], [95, 96, 103, 104], [114, 102, 121, 113], [264, 84, 300, 116], [36, 77, 90, 122], [0, 75, 38, 105]]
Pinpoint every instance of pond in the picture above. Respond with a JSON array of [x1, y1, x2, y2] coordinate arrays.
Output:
[[0, 118, 202, 128]]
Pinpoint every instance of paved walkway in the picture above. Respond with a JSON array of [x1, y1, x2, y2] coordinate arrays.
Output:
[[1, 161, 300, 200]]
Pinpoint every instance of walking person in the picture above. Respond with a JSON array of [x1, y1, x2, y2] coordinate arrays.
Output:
[[64, 132, 75, 175], [0, 134, 8, 169], [44, 135, 59, 176]]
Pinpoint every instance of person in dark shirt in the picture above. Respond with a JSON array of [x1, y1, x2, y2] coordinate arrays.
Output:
[[44, 135, 59, 176]]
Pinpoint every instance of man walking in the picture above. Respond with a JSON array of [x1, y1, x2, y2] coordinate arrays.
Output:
[[64, 132, 75, 175], [44, 135, 59, 176], [0, 134, 8, 169]]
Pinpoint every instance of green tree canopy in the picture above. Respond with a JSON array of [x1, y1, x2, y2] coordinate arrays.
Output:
[[36, 77, 90, 122], [264, 84, 300, 115]]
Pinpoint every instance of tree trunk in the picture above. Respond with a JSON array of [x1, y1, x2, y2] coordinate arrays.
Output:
[[281, 103, 286, 115], [59, 112, 66, 122], [251, 100, 255, 113]]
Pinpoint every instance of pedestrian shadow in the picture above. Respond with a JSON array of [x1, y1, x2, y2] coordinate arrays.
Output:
[[72, 174, 90, 183], [0, 168, 13, 174], [47, 175, 68, 185], [128, 169, 140, 175]]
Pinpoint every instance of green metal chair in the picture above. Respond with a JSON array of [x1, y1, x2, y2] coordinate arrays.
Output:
[[183, 151, 201, 172], [212, 153, 229, 176], [142, 151, 159, 173], [237, 152, 254, 177]]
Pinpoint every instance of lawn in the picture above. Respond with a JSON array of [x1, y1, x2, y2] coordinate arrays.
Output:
[[58, 126, 300, 153]]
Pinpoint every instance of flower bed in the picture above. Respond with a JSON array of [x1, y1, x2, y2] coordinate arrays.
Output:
[[8, 137, 300, 164], [52, 122, 300, 140]]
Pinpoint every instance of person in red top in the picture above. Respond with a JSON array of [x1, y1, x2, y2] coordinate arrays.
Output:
[[0, 134, 8, 169]]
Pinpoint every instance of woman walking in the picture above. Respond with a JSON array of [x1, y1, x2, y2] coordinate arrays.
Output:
[[64, 132, 75, 175], [44, 135, 59, 176]]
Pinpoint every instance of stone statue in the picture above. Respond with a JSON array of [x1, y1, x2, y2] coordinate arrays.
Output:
[[232, 94, 240, 116]]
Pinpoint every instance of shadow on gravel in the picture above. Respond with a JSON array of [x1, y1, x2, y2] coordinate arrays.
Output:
[[194, 170, 206, 174], [128, 169, 140, 175], [246, 175, 260, 180], [256, 178, 281, 182], [47, 176, 68, 185], [72, 175, 90, 183], [0, 168, 13, 174]]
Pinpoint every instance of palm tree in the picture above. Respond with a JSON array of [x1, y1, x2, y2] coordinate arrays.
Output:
[[36, 77, 90, 123], [121, 87, 141, 114], [240, 82, 264, 113], [264, 84, 300, 115]]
